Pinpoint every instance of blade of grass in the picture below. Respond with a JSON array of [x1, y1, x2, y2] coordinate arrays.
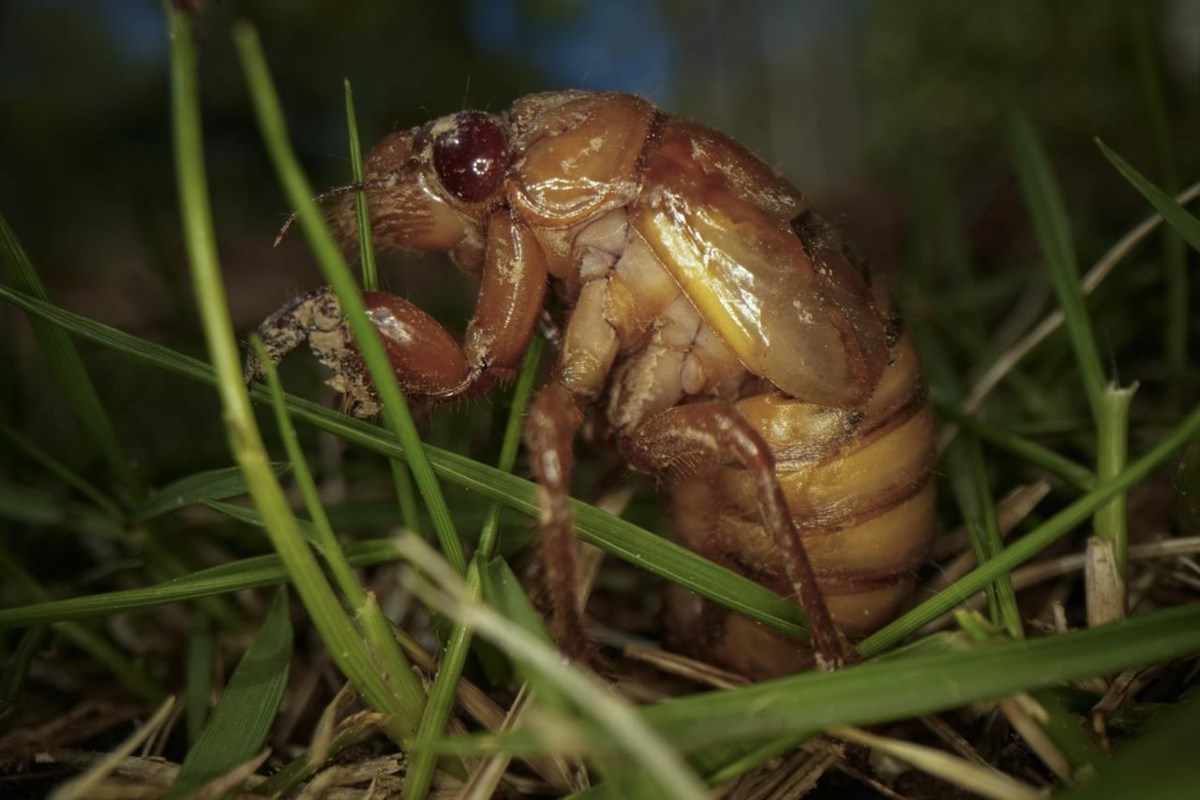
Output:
[[933, 403, 1095, 491], [0, 478, 128, 541], [919, 324, 1023, 638], [234, 25, 465, 576], [185, 614, 213, 745], [480, 556, 570, 712], [1093, 384, 1136, 580], [1010, 113, 1136, 623], [137, 463, 290, 520], [948, 177, 1200, 450], [946, 439, 1023, 639], [478, 337, 543, 560], [204, 498, 320, 543], [397, 533, 708, 800], [0, 286, 812, 641], [0, 537, 408, 630], [860, 399, 1200, 655], [345, 79, 379, 293], [0, 215, 142, 500], [1131, 8, 1188, 406], [343, 77, 422, 538], [915, 319, 1103, 777], [0, 625, 48, 713], [252, 334, 428, 720], [166, 588, 292, 800], [1095, 139, 1200, 253], [0, 423, 125, 522], [0, 544, 165, 700], [168, 6, 425, 744], [403, 567, 480, 800], [429, 601, 1200, 758], [1007, 111, 1105, 414], [402, 337, 544, 800]]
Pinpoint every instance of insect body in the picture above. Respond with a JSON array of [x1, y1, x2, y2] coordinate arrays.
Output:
[[247, 91, 934, 676]]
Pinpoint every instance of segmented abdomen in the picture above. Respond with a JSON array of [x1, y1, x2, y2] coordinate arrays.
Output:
[[667, 332, 935, 677]]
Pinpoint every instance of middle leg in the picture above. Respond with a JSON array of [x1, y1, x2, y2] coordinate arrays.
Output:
[[522, 381, 592, 663]]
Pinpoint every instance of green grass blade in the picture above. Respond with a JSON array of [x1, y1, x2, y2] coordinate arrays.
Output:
[[0, 478, 127, 541], [947, 439, 1023, 638], [203, 498, 325, 543], [860, 400, 1200, 655], [234, 25, 465, 576], [137, 463, 290, 520], [1093, 384, 1136, 576], [481, 556, 569, 712], [343, 77, 423, 537], [1131, 8, 1188, 405], [252, 334, 428, 721], [429, 602, 1200, 758], [0, 625, 48, 712], [0, 544, 165, 700], [0, 423, 126, 522], [344, 78, 379, 294], [185, 614, 214, 745], [934, 403, 1094, 490], [0, 214, 142, 499], [251, 336, 376, 589], [0, 537, 407, 630], [403, 564, 479, 800], [920, 324, 1022, 637], [0, 286, 814, 642], [398, 535, 708, 800], [403, 340, 544, 800], [1007, 112, 1106, 413], [1095, 139, 1200, 254], [478, 336, 544, 559], [166, 588, 292, 800], [168, 7, 424, 744]]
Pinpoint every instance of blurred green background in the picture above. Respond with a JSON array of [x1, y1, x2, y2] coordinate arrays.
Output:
[[2, 0, 1197, 488]]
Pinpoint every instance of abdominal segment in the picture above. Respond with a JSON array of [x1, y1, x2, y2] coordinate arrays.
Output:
[[666, 333, 935, 678]]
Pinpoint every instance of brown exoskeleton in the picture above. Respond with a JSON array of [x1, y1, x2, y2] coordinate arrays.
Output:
[[246, 92, 935, 676]]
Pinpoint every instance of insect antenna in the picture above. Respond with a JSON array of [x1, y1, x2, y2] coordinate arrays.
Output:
[[273, 182, 369, 246]]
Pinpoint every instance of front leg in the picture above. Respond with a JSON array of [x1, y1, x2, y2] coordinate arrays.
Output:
[[448, 210, 549, 397], [244, 285, 472, 416], [245, 209, 547, 414]]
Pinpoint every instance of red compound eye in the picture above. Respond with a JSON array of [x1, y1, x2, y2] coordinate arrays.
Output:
[[432, 111, 509, 203]]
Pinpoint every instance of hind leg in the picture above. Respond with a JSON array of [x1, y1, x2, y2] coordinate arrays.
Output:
[[621, 401, 851, 670]]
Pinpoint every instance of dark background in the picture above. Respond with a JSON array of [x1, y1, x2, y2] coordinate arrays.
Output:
[[2, 0, 1197, 484]]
